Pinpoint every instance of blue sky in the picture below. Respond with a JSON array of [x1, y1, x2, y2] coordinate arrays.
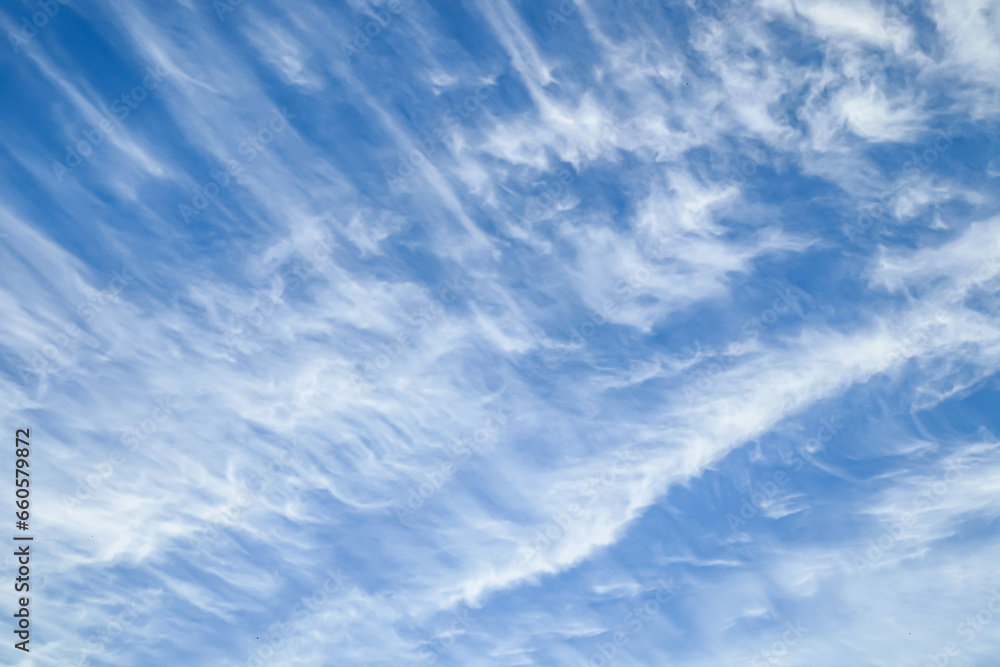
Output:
[[1, 0, 1000, 665]]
